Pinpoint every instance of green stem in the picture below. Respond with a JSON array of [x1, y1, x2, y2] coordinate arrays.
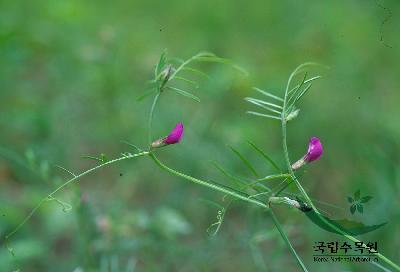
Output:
[[149, 153, 269, 209], [280, 66, 400, 272], [268, 209, 308, 272], [5, 151, 149, 242], [148, 92, 161, 145]]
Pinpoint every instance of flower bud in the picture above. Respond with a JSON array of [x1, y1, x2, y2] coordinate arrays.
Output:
[[160, 64, 174, 90], [151, 123, 184, 149], [286, 108, 300, 121], [291, 137, 323, 170], [304, 137, 323, 162]]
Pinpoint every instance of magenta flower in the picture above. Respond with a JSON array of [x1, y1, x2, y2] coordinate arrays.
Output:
[[292, 137, 323, 170], [304, 137, 323, 162], [163, 123, 184, 144], [151, 123, 184, 148]]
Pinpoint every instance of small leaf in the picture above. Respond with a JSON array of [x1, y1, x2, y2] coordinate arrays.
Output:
[[247, 141, 281, 172], [246, 111, 281, 121], [347, 196, 354, 203], [245, 97, 283, 109], [181, 67, 210, 78], [167, 86, 200, 102], [357, 204, 363, 213], [354, 190, 361, 201], [174, 76, 199, 88], [211, 161, 248, 187], [121, 141, 142, 152], [245, 97, 281, 114], [253, 87, 283, 102], [169, 57, 185, 64], [289, 72, 308, 99], [288, 76, 322, 95], [229, 146, 259, 178], [360, 196, 373, 203], [155, 50, 167, 78], [350, 204, 356, 214], [288, 83, 312, 109]]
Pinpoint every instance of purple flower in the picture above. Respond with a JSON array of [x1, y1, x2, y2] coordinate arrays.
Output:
[[304, 137, 323, 162], [151, 123, 184, 148], [163, 123, 184, 144], [291, 136, 323, 170]]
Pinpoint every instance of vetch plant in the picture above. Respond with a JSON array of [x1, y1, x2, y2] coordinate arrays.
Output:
[[291, 137, 323, 170], [3, 53, 399, 272]]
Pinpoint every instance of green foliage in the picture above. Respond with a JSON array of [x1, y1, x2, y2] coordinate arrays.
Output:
[[1, 1, 400, 271], [348, 190, 373, 215]]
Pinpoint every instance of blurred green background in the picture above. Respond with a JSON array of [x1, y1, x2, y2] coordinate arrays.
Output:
[[1, 0, 399, 271]]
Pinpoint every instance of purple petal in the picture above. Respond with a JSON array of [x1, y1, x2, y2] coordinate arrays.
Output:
[[304, 137, 323, 162], [163, 123, 184, 144]]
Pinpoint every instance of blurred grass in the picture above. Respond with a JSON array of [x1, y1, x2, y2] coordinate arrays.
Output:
[[1, 0, 399, 271]]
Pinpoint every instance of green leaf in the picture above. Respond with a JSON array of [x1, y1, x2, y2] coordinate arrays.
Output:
[[360, 196, 373, 203], [251, 174, 291, 188], [245, 97, 282, 114], [181, 67, 210, 78], [246, 111, 281, 120], [211, 161, 248, 187], [245, 97, 282, 109], [289, 72, 308, 99], [354, 190, 360, 201], [247, 141, 281, 172], [121, 141, 142, 152], [229, 146, 259, 178], [288, 76, 322, 95], [155, 50, 167, 78], [269, 210, 309, 272], [284, 63, 320, 99], [211, 161, 270, 193], [304, 210, 386, 236], [169, 57, 184, 64], [174, 76, 199, 88], [357, 204, 363, 213], [253, 87, 283, 102], [167, 86, 200, 102], [347, 196, 354, 203], [288, 83, 313, 110], [350, 204, 356, 214]]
